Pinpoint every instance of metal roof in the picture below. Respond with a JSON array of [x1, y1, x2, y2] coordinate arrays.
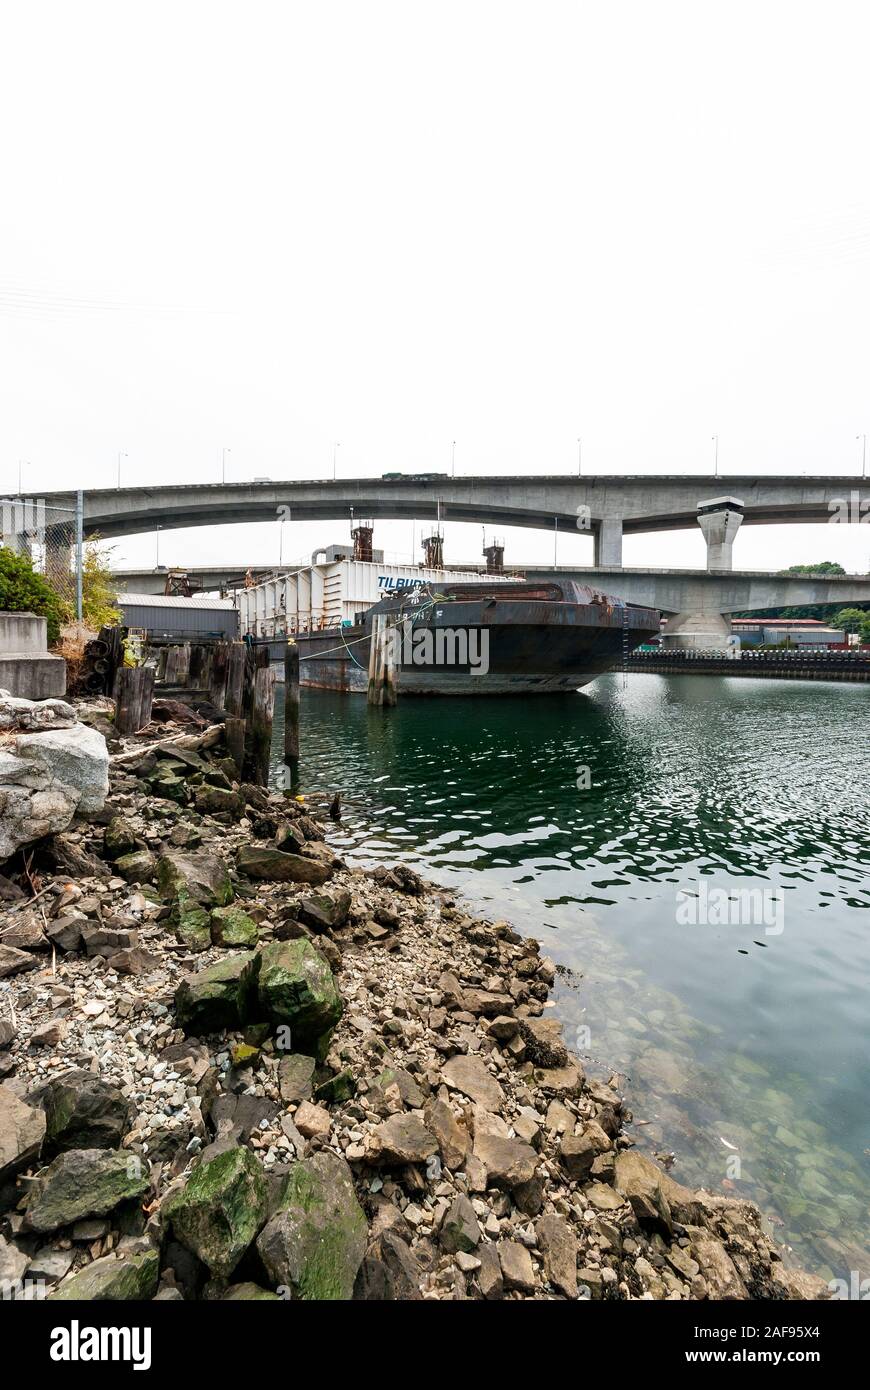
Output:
[[115, 592, 236, 611]]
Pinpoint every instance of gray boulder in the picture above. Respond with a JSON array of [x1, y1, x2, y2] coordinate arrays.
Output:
[[0, 722, 109, 859], [257, 1152, 366, 1300]]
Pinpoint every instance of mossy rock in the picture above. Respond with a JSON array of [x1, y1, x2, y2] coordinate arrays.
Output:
[[173, 903, 212, 952], [210, 905, 259, 949], [156, 850, 234, 908], [113, 849, 156, 884], [256, 1151, 367, 1299], [103, 815, 138, 861], [256, 939, 342, 1056], [25, 1149, 150, 1233], [167, 1145, 268, 1279], [49, 1249, 159, 1301], [175, 953, 259, 1035]]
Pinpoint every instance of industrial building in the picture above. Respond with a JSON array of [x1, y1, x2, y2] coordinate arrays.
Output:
[[730, 617, 845, 648], [113, 592, 238, 641]]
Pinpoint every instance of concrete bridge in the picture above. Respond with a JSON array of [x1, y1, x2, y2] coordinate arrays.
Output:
[[111, 561, 870, 648], [42, 472, 868, 568]]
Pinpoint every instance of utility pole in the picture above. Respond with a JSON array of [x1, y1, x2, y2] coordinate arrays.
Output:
[[75, 490, 84, 623], [577, 437, 582, 476], [712, 435, 719, 477], [222, 447, 231, 483], [333, 442, 340, 479], [17, 459, 28, 496], [857, 434, 867, 477], [452, 441, 456, 476]]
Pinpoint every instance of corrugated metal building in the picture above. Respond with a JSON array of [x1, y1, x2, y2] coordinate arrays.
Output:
[[115, 592, 239, 640]]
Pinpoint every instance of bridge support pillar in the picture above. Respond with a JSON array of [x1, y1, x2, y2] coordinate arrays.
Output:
[[594, 517, 623, 567], [661, 609, 732, 651], [658, 498, 744, 649], [697, 496, 744, 571]]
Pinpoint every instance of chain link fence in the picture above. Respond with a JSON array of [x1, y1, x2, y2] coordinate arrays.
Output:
[[1, 495, 83, 621]]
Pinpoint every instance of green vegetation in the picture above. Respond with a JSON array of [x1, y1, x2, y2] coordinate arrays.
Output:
[[733, 561, 865, 621], [831, 607, 870, 642], [68, 538, 119, 631], [780, 561, 846, 576], [0, 545, 64, 642]]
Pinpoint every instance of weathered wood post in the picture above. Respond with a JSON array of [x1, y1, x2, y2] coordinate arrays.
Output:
[[225, 716, 246, 775], [164, 642, 191, 686], [210, 641, 229, 708], [241, 645, 269, 776], [113, 667, 155, 736], [225, 642, 246, 716], [246, 665, 275, 786], [284, 640, 300, 763], [188, 644, 209, 690], [367, 614, 398, 706]]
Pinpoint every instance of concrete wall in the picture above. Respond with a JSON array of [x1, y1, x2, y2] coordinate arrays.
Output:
[[0, 611, 66, 698], [0, 612, 49, 655]]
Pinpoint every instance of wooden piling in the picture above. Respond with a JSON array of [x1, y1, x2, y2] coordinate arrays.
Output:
[[189, 643, 211, 691], [284, 641, 300, 763], [113, 667, 155, 736], [246, 665, 275, 786], [225, 715, 246, 775], [210, 641, 229, 709], [225, 642, 246, 716], [164, 642, 190, 686], [367, 614, 398, 706]]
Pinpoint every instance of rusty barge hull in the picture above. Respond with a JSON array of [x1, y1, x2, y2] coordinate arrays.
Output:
[[269, 580, 660, 695]]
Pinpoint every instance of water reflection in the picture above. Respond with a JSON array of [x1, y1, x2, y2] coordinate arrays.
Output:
[[271, 674, 870, 1279]]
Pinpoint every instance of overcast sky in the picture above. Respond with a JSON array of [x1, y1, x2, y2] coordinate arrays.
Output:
[[1, 1, 869, 574]]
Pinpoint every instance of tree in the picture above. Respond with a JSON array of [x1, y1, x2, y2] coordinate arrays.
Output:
[[832, 607, 870, 634], [0, 546, 64, 643], [62, 538, 119, 632], [780, 561, 846, 576]]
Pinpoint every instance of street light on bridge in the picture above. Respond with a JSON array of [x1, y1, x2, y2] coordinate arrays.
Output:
[[857, 434, 867, 477], [577, 437, 582, 476], [117, 451, 127, 489], [221, 447, 231, 483], [712, 435, 719, 478]]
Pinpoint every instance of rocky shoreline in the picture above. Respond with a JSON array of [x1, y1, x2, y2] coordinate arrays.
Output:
[[0, 694, 829, 1301]]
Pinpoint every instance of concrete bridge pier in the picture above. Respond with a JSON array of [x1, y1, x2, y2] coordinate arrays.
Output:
[[594, 517, 623, 566], [660, 498, 745, 650], [697, 496, 745, 571]]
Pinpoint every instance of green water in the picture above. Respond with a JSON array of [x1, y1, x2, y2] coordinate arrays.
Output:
[[271, 673, 870, 1280]]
